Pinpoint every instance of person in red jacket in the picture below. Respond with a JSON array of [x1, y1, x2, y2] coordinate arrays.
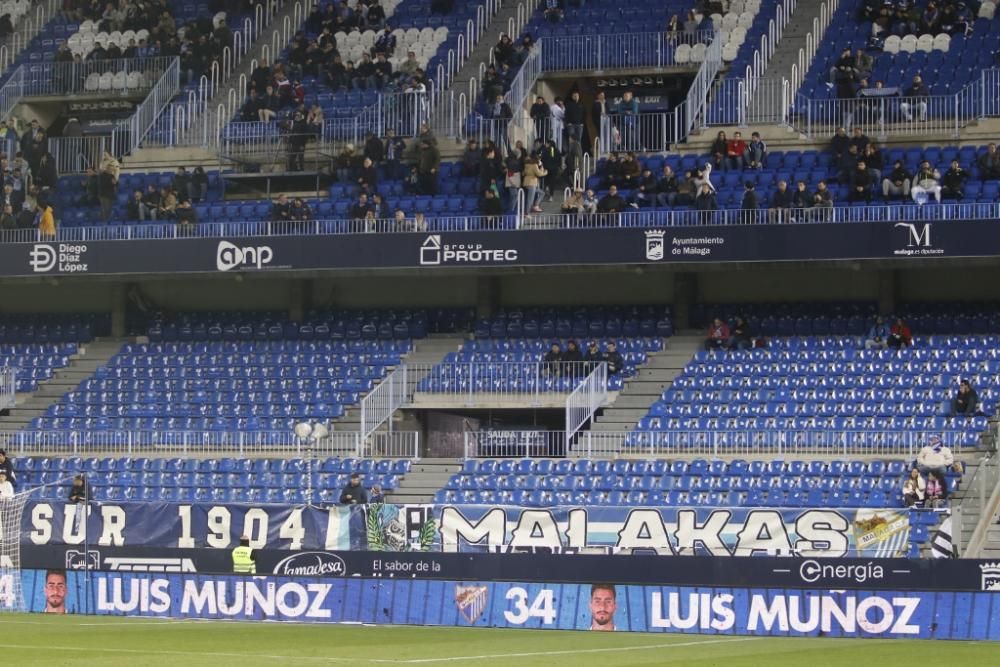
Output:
[[887, 317, 912, 349], [704, 317, 730, 351], [726, 131, 748, 171]]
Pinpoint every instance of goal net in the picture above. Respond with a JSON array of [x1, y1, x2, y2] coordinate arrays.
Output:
[[0, 485, 33, 612]]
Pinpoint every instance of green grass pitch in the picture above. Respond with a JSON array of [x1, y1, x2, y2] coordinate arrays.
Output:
[[0, 614, 993, 666]]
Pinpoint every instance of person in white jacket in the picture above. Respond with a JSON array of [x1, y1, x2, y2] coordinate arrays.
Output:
[[902, 468, 925, 507], [916, 435, 957, 477], [0, 471, 13, 499]]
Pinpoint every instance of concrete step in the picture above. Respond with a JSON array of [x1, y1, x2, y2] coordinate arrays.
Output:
[[623, 379, 672, 396], [607, 394, 658, 409], [595, 408, 648, 423]]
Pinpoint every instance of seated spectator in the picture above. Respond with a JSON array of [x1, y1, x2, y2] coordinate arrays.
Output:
[[157, 187, 177, 219], [862, 144, 883, 183], [37, 202, 55, 239], [369, 484, 385, 504], [770, 180, 793, 223], [0, 203, 15, 231], [740, 181, 758, 223], [743, 131, 767, 169], [618, 153, 641, 188], [941, 159, 969, 199], [271, 194, 291, 222], [675, 171, 697, 206], [852, 48, 873, 80], [887, 317, 912, 349], [710, 131, 728, 170], [191, 167, 208, 202], [917, 435, 954, 478], [357, 157, 379, 193], [849, 161, 874, 202], [791, 180, 813, 211], [493, 34, 515, 66], [837, 145, 861, 183], [694, 183, 717, 222], [952, 379, 978, 416], [542, 342, 563, 374], [561, 188, 584, 219], [902, 468, 925, 507], [655, 165, 679, 207], [582, 188, 598, 215], [0, 470, 11, 499], [584, 340, 602, 366], [704, 317, 730, 351], [911, 161, 942, 204], [68, 474, 88, 503], [726, 131, 747, 170], [562, 340, 583, 376], [351, 193, 373, 219], [830, 127, 851, 162], [882, 160, 912, 200], [727, 316, 752, 350], [257, 85, 280, 122], [544, 0, 563, 22], [900, 75, 929, 121], [597, 185, 626, 214], [175, 199, 197, 229], [925, 471, 948, 507], [849, 127, 870, 154], [865, 315, 891, 349], [978, 143, 1000, 180], [289, 198, 312, 223], [340, 473, 368, 505], [628, 168, 658, 208], [127, 190, 147, 221], [173, 167, 195, 203]]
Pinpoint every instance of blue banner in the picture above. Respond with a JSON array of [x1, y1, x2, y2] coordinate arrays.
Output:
[[10, 569, 1000, 639], [23, 501, 912, 558]]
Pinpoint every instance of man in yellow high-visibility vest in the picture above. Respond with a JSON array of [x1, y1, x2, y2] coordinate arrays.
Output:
[[232, 534, 256, 574]]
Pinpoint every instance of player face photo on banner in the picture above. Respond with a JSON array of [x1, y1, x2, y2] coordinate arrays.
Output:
[[589, 584, 617, 631]]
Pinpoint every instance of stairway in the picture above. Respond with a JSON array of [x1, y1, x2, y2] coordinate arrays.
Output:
[[386, 458, 463, 504], [331, 335, 464, 432], [0, 339, 124, 431], [590, 335, 701, 432], [744, 2, 819, 121]]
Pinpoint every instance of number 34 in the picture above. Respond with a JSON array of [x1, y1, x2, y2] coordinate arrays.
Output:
[[503, 587, 557, 625]]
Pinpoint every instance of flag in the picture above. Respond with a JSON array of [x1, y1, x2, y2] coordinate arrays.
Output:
[[931, 515, 955, 559]]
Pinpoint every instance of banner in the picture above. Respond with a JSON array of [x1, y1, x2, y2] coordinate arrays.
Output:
[[0, 219, 989, 277], [8, 569, 1000, 639], [21, 545, 1000, 593], [23, 501, 912, 558]]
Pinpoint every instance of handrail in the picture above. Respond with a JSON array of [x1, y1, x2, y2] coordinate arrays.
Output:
[[565, 362, 608, 450], [360, 366, 408, 442], [0, 0, 62, 76], [960, 453, 1000, 556], [790, 0, 841, 94], [0, 366, 14, 411]]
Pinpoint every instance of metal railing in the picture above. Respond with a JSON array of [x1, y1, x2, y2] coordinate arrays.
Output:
[[566, 362, 608, 446], [598, 111, 679, 154], [793, 89, 981, 141], [573, 429, 974, 458], [682, 29, 723, 135], [0, 0, 62, 75], [506, 42, 544, 147], [790, 0, 841, 95], [706, 77, 790, 126], [540, 30, 714, 71], [22, 57, 173, 97], [360, 366, 408, 442], [48, 135, 111, 175], [0, 65, 22, 120], [751, 0, 798, 79], [0, 428, 421, 459], [113, 57, 180, 156], [4, 201, 1000, 245], [406, 361, 599, 408], [960, 453, 1000, 556], [464, 429, 566, 458], [0, 367, 14, 411]]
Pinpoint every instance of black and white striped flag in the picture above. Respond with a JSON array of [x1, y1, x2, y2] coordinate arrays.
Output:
[[931, 515, 955, 559]]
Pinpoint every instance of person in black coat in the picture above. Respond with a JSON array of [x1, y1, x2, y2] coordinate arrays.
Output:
[[740, 181, 758, 223], [770, 180, 794, 223], [543, 342, 563, 375], [603, 341, 624, 375], [564, 90, 585, 142], [695, 183, 718, 224], [339, 473, 368, 504], [68, 474, 88, 503], [952, 379, 978, 416], [727, 316, 753, 350]]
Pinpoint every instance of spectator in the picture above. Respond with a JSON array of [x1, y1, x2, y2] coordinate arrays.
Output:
[[628, 168, 658, 209], [191, 167, 208, 202], [562, 340, 583, 377], [978, 143, 1000, 180], [369, 484, 385, 504], [618, 154, 641, 189], [582, 188, 598, 215], [461, 139, 480, 177], [544, 0, 563, 22], [591, 91, 608, 141], [917, 435, 954, 478], [655, 165, 679, 207], [704, 317, 730, 351], [97, 150, 119, 221], [364, 132, 384, 167], [0, 203, 15, 231], [550, 97, 565, 148], [743, 131, 767, 169], [792, 180, 813, 211], [564, 90, 585, 143], [900, 75, 929, 121], [911, 161, 942, 204], [710, 130, 728, 170], [68, 474, 88, 503], [37, 202, 55, 238], [35, 152, 58, 190], [561, 187, 585, 220], [887, 317, 912, 349], [882, 160, 912, 199], [865, 316, 891, 349], [351, 193, 372, 220], [740, 181, 758, 223], [142, 185, 161, 220], [416, 140, 440, 195], [543, 342, 563, 374], [0, 470, 11, 499], [492, 34, 515, 66], [383, 128, 406, 181], [830, 127, 851, 162], [849, 127, 870, 154], [675, 171, 697, 206], [902, 469, 925, 507], [603, 341, 624, 375], [725, 131, 747, 171], [521, 157, 547, 213], [357, 157, 379, 193], [481, 187, 503, 217], [848, 161, 873, 202], [290, 197, 313, 224], [564, 133, 583, 180], [0, 450, 15, 489], [173, 167, 194, 203], [862, 144, 883, 183], [339, 473, 368, 504], [952, 379, 978, 416], [941, 159, 968, 199], [597, 185, 626, 214], [271, 193, 291, 222], [157, 187, 177, 220], [692, 163, 715, 193], [770, 179, 794, 223], [727, 316, 752, 350], [257, 85, 280, 121], [175, 199, 197, 230], [127, 190, 146, 221], [694, 183, 717, 222], [925, 470, 948, 507]]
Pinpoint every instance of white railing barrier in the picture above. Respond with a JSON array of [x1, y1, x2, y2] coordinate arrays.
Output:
[[576, 429, 972, 458], [683, 30, 723, 134], [23, 56, 174, 97], [464, 430, 566, 458], [0, 367, 14, 411], [405, 361, 599, 408], [791, 0, 840, 95], [0, 65, 23, 120], [0, 429, 422, 459], [0, 0, 61, 76], [566, 362, 608, 447], [598, 112, 678, 155], [47, 136, 110, 174], [962, 454, 1000, 556], [706, 77, 790, 126], [360, 366, 408, 441], [541, 30, 714, 71], [113, 57, 180, 157]]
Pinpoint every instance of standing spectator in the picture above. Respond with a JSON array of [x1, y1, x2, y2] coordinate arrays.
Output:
[[0, 471, 12, 499], [564, 133, 583, 183], [357, 157, 379, 193], [740, 181, 759, 223], [887, 317, 912, 349], [364, 132, 385, 166], [564, 90, 585, 143], [530, 95, 550, 143], [339, 473, 368, 504], [543, 342, 563, 375], [0, 450, 15, 489], [550, 97, 565, 148], [900, 75, 929, 121], [544, 0, 563, 22], [704, 317, 730, 351], [978, 143, 1000, 180], [727, 316, 752, 350], [603, 341, 624, 375], [461, 139, 480, 177], [383, 128, 405, 181], [902, 469, 925, 507], [694, 183, 717, 223], [882, 160, 912, 200], [591, 91, 608, 147], [770, 179, 794, 223], [68, 474, 88, 503], [521, 157, 547, 213], [97, 150, 119, 221], [726, 131, 747, 170], [941, 159, 969, 199], [952, 379, 978, 416], [710, 131, 728, 170], [35, 152, 58, 190], [911, 161, 942, 204], [416, 139, 440, 195], [743, 131, 767, 169], [865, 316, 891, 349], [173, 167, 194, 202]]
